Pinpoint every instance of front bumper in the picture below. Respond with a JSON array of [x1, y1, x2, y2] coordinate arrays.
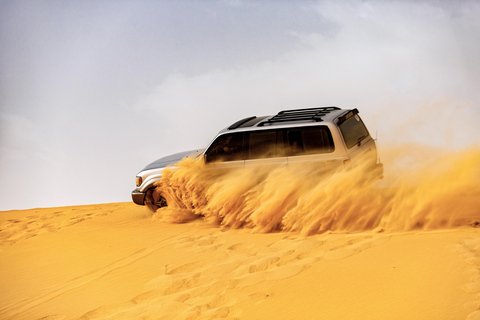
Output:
[[132, 189, 146, 206]]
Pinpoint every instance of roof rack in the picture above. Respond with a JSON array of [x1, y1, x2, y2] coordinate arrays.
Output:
[[259, 106, 341, 126]]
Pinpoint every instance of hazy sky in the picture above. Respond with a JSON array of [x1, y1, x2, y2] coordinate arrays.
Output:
[[1, 0, 479, 210]]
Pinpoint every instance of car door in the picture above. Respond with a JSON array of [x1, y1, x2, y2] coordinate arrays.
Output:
[[285, 126, 342, 172], [244, 129, 287, 168], [204, 132, 245, 169]]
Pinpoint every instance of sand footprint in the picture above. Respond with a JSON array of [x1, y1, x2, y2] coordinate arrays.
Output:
[[0, 219, 38, 245], [226, 242, 256, 252], [248, 256, 280, 273], [166, 261, 208, 275], [168, 292, 239, 320], [128, 275, 239, 319], [0, 208, 104, 247], [175, 233, 226, 252], [324, 234, 391, 260]]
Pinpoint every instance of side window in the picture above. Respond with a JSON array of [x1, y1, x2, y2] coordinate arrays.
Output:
[[339, 115, 369, 149], [287, 130, 305, 155], [246, 130, 284, 159], [286, 126, 334, 156], [205, 133, 244, 163]]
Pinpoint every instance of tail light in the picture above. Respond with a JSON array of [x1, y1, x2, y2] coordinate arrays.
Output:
[[136, 176, 142, 187]]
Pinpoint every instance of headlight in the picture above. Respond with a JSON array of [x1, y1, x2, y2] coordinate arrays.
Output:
[[136, 176, 142, 187]]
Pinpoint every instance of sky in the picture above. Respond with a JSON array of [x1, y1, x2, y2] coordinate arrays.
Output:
[[1, 0, 479, 211]]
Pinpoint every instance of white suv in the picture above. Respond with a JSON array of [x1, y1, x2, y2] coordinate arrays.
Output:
[[132, 107, 383, 209]]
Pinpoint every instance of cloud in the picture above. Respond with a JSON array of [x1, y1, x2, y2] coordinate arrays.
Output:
[[133, 0, 479, 153]]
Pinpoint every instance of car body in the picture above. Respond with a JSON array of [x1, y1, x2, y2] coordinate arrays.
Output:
[[132, 107, 383, 209]]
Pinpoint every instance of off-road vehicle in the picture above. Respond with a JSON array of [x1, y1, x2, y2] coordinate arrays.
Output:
[[132, 107, 383, 209]]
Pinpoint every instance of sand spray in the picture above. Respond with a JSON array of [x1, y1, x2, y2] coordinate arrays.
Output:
[[150, 145, 480, 235]]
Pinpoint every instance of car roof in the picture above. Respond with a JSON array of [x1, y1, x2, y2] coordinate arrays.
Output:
[[221, 107, 350, 134]]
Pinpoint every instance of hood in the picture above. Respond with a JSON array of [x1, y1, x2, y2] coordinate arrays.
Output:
[[141, 149, 203, 171]]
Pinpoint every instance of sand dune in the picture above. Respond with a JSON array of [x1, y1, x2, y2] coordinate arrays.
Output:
[[1, 202, 479, 319]]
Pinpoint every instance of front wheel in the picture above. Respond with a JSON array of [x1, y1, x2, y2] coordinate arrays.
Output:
[[145, 188, 168, 212], [155, 196, 168, 207]]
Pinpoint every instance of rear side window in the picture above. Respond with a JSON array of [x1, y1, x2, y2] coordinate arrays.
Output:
[[246, 130, 284, 159], [205, 133, 244, 162], [286, 126, 334, 156], [339, 115, 369, 149]]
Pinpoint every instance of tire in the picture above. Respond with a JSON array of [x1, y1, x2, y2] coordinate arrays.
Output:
[[156, 196, 168, 208], [145, 188, 168, 212]]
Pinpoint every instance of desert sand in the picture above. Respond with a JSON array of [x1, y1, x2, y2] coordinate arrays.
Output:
[[1, 202, 479, 320], [1, 146, 480, 319]]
